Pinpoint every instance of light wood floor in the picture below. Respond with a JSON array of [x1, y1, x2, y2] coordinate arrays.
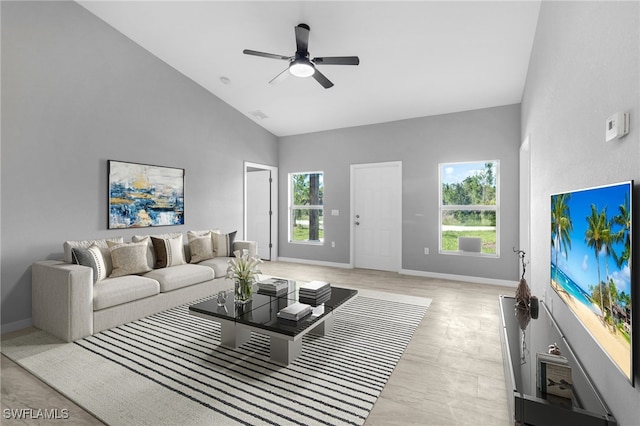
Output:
[[1, 261, 513, 425]]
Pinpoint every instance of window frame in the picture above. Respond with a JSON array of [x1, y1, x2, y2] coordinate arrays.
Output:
[[438, 160, 500, 257], [288, 171, 324, 245]]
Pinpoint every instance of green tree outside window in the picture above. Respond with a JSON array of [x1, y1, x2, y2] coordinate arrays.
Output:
[[440, 161, 499, 255], [291, 172, 324, 243]]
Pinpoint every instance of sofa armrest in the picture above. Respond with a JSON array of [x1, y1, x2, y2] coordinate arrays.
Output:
[[233, 240, 258, 258], [32, 260, 94, 342]]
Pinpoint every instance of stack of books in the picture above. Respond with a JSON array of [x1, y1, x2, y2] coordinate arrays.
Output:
[[299, 281, 331, 305], [536, 352, 573, 400], [277, 302, 312, 322], [257, 278, 290, 296]]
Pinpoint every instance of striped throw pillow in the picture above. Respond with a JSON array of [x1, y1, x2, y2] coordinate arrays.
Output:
[[151, 235, 186, 268], [212, 231, 237, 257], [71, 244, 107, 283]]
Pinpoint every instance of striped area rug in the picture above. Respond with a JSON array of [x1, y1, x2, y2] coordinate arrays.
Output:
[[4, 291, 430, 426]]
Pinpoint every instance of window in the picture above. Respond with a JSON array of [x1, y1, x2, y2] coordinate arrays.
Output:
[[439, 161, 499, 256], [289, 172, 324, 244]]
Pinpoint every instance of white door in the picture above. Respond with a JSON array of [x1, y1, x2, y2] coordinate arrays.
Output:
[[351, 162, 402, 271], [246, 170, 271, 260]]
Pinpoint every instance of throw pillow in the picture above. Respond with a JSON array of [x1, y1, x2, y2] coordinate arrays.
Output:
[[71, 244, 107, 284], [187, 231, 215, 263], [63, 237, 123, 276], [212, 231, 237, 257], [107, 241, 152, 277], [132, 232, 183, 269], [151, 234, 186, 268]]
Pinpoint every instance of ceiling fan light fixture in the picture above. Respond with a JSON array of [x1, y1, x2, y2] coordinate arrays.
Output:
[[289, 60, 315, 78]]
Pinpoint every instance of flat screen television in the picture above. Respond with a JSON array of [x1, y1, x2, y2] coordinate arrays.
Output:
[[550, 181, 633, 382]]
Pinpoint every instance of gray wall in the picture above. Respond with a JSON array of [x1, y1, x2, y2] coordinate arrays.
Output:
[[1, 1, 278, 330], [521, 2, 639, 424], [279, 104, 521, 282]]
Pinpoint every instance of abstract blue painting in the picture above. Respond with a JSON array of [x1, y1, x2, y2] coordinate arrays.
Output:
[[109, 160, 184, 228]]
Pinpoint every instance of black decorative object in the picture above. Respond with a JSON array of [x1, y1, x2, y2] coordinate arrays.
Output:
[[514, 248, 538, 326]]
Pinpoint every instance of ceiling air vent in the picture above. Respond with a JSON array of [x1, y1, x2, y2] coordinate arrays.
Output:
[[250, 110, 268, 120]]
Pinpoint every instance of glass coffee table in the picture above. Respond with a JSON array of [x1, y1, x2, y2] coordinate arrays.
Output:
[[189, 279, 357, 365]]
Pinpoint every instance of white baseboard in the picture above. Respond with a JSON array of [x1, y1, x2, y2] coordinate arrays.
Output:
[[276, 257, 352, 269], [275, 259, 516, 287], [1, 317, 32, 335], [400, 269, 517, 288]]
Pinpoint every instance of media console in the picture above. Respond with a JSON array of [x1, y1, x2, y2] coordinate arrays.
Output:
[[499, 295, 616, 426]]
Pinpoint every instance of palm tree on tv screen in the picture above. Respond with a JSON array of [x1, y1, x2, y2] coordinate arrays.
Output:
[[613, 193, 631, 269], [601, 212, 619, 328], [551, 193, 573, 278], [585, 204, 610, 317]]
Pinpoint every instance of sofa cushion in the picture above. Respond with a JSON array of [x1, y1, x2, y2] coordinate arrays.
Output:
[[64, 237, 123, 276], [187, 231, 215, 264], [132, 232, 184, 269], [107, 241, 152, 277], [212, 231, 237, 257], [93, 275, 160, 311], [143, 264, 214, 292], [71, 245, 107, 283], [150, 235, 186, 268], [198, 257, 232, 279]]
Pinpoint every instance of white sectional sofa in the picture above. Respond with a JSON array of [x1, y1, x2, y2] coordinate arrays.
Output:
[[32, 230, 256, 342]]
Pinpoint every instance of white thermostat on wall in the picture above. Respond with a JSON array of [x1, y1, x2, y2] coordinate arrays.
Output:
[[605, 112, 630, 142]]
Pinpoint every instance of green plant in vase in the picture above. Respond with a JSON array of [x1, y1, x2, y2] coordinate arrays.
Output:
[[226, 249, 262, 304]]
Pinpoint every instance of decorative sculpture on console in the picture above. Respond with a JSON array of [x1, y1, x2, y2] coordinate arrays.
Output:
[[513, 248, 539, 364], [548, 343, 562, 356], [514, 248, 539, 331]]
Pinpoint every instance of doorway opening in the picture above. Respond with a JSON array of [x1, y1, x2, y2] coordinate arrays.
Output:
[[244, 162, 278, 261]]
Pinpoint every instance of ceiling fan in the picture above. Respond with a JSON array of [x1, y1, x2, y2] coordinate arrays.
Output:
[[243, 23, 359, 89]]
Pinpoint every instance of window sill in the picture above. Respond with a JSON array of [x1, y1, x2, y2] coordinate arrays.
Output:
[[289, 240, 324, 246], [440, 250, 499, 258]]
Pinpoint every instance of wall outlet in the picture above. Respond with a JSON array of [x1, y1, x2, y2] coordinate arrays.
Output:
[[424, 247, 429, 255], [331, 241, 336, 248]]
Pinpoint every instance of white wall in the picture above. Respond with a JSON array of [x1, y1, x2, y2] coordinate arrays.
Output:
[[522, 2, 639, 424], [1, 1, 278, 330], [279, 104, 521, 282]]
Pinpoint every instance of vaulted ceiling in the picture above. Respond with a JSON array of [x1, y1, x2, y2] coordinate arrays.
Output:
[[78, 1, 541, 137]]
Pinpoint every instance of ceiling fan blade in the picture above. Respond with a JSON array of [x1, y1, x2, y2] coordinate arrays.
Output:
[[313, 56, 360, 66], [268, 67, 290, 85], [295, 24, 310, 53], [312, 68, 334, 89], [243, 49, 290, 61]]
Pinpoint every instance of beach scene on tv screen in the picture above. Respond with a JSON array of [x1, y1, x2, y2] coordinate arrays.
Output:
[[550, 182, 632, 380]]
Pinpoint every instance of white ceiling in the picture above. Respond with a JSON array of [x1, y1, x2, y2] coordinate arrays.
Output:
[[77, 1, 541, 137]]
